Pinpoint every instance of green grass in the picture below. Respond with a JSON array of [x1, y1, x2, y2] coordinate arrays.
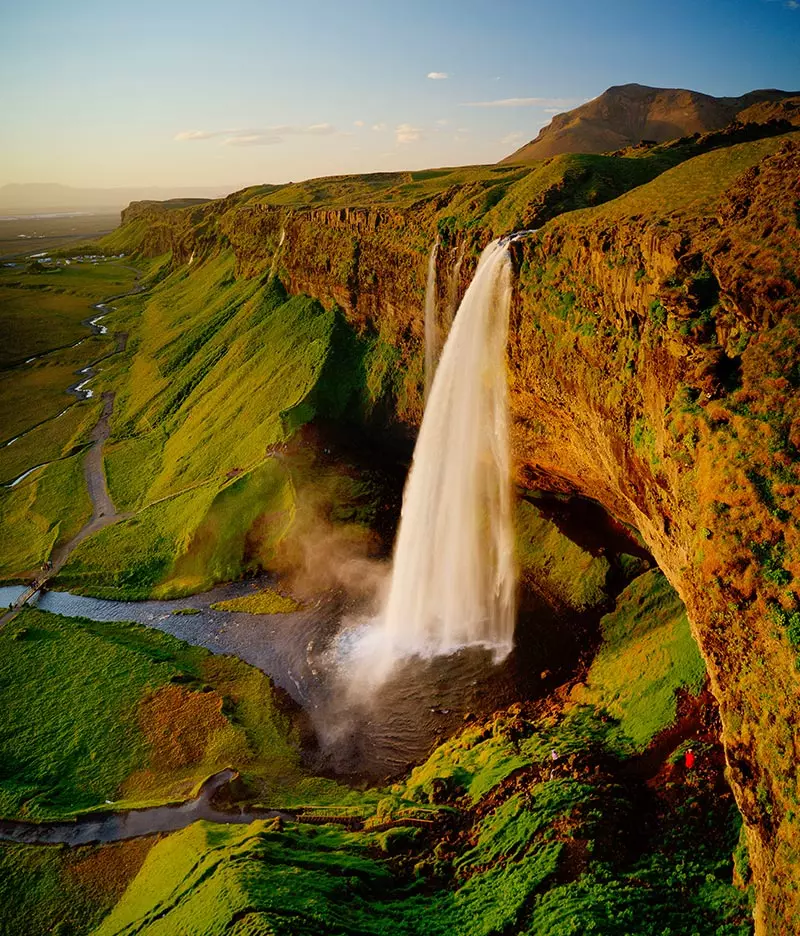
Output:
[[0, 355, 92, 442], [0, 839, 152, 936], [0, 565, 742, 936], [0, 451, 92, 580], [574, 569, 707, 751], [516, 499, 611, 612], [57, 457, 294, 599], [0, 608, 346, 820], [53, 252, 383, 597], [0, 398, 98, 485], [566, 132, 798, 224], [210, 587, 301, 614], [0, 260, 137, 366]]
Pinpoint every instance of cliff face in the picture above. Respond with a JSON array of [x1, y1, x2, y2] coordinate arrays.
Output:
[[502, 83, 800, 163], [509, 141, 800, 934], [112, 132, 800, 931]]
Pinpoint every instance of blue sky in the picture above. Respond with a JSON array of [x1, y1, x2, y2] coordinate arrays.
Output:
[[1, 0, 798, 190]]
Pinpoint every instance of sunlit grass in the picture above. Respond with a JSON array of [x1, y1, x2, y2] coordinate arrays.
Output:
[[0, 452, 92, 580]]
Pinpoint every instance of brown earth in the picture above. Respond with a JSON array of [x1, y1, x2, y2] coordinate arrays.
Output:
[[501, 83, 800, 163]]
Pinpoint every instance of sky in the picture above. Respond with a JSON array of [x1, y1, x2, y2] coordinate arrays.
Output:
[[1, 0, 798, 192]]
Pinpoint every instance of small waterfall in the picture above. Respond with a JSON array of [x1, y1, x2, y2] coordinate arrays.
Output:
[[364, 239, 517, 681], [444, 241, 466, 332], [268, 225, 286, 280], [423, 240, 439, 402]]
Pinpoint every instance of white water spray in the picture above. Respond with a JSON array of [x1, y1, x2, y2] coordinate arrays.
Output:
[[423, 240, 439, 401], [361, 240, 517, 681]]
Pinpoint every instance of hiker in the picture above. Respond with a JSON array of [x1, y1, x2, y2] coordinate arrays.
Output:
[[685, 748, 695, 770], [548, 749, 560, 779]]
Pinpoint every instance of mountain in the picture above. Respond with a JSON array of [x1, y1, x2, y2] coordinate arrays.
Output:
[[0, 182, 228, 214], [501, 83, 800, 162]]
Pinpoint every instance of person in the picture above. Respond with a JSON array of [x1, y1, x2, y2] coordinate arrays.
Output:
[[685, 748, 695, 770]]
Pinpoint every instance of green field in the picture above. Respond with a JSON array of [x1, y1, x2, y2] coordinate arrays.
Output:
[[0, 260, 137, 366], [0, 452, 92, 580]]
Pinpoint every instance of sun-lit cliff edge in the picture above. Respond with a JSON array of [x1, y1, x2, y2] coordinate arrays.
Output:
[[98, 126, 800, 931]]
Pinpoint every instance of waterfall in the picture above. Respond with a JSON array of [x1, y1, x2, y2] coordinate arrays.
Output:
[[444, 241, 466, 332], [268, 225, 286, 280], [423, 240, 439, 402], [363, 239, 516, 681]]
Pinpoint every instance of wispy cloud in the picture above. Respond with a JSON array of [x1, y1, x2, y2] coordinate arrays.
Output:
[[460, 96, 580, 109], [174, 123, 336, 146], [396, 123, 423, 143], [223, 134, 281, 147], [174, 129, 229, 141], [353, 120, 365, 127], [372, 122, 387, 132], [427, 71, 449, 80]]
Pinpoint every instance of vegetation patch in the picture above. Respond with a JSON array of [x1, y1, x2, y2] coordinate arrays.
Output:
[[574, 570, 707, 751], [0, 451, 92, 580], [210, 586, 301, 614]]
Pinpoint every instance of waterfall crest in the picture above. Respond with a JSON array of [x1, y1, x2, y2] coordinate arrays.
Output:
[[367, 239, 517, 679]]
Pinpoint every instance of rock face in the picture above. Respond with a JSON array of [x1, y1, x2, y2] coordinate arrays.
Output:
[[111, 132, 800, 932], [501, 83, 799, 162]]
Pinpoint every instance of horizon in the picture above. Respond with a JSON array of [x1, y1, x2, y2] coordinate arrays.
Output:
[[2, 0, 799, 193]]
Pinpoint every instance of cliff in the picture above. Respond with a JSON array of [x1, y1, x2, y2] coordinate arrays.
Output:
[[501, 83, 800, 163], [106, 127, 800, 931]]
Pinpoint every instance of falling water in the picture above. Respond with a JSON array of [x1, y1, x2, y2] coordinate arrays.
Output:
[[423, 240, 439, 401], [444, 241, 466, 332], [268, 225, 287, 280], [363, 239, 516, 681]]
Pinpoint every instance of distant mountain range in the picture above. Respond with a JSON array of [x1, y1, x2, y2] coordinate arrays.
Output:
[[0, 183, 229, 215], [501, 84, 800, 163]]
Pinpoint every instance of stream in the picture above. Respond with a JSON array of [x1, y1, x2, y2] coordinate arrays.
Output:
[[0, 770, 295, 846]]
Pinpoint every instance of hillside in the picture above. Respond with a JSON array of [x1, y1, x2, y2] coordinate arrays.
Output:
[[501, 83, 799, 162], [1, 120, 799, 933]]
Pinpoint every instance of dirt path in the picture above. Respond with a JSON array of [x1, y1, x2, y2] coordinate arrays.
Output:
[[50, 391, 129, 570], [1, 268, 144, 624]]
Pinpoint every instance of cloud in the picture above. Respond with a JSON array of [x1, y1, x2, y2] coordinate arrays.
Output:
[[174, 129, 229, 141], [223, 134, 281, 147], [268, 123, 335, 136], [353, 120, 365, 127], [396, 123, 423, 143], [175, 123, 336, 146], [460, 96, 580, 108], [427, 71, 449, 80], [543, 107, 564, 114], [372, 122, 387, 131]]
